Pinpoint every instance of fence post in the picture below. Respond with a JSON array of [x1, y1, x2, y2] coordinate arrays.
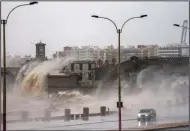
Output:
[[21, 111, 29, 121], [44, 108, 51, 121], [64, 109, 71, 121], [75, 114, 80, 120], [71, 114, 74, 120], [100, 106, 106, 116], [83, 107, 89, 121]]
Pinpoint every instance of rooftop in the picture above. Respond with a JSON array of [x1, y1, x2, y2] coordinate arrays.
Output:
[[36, 41, 46, 45]]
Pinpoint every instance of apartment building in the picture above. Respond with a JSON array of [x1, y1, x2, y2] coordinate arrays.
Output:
[[137, 45, 158, 57], [104, 45, 117, 63], [78, 46, 100, 61], [158, 44, 182, 57]]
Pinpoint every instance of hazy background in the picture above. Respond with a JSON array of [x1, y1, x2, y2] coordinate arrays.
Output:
[[1, 1, 189, 58]]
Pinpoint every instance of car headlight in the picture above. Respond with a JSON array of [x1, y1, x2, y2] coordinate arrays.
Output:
[[145, 114, 148, 116], [138, 114, 141, 117]]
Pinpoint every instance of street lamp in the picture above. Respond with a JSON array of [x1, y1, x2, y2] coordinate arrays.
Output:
[[173, 24, 189, 29], [1, 1, 38, 131], [92, 14, 147, 131]]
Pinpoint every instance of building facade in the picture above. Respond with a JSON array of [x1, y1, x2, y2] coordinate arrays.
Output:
[[36, 42, 46, 61], [181, 43, 189, 57], [78, 46, 100, 61], [137, 45, 158, 58], [158, 44, 182, 57]]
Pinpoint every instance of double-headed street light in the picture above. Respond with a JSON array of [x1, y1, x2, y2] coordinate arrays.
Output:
[[92, 14, 147, 131], [1, 1, 38, 131]]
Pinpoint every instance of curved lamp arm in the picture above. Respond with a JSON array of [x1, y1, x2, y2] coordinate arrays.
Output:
[[91, 15, 118, 32], [121, 17, 140, 32], [6, 4, 29, 23], [6, 1, 38, 23], [121, 15, 147, 32]]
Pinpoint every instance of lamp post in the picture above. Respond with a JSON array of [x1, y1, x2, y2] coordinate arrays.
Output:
[[173, 23, 189, 57], [92, 14, 147, 131], [173, 24, 189, 29], [1, 2, 38, 131]]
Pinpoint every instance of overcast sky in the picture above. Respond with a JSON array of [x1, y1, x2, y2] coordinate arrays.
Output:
[[1, 1, 189, 58]]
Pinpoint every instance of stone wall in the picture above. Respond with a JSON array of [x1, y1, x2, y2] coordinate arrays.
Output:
[[47, 74, 78, 88]]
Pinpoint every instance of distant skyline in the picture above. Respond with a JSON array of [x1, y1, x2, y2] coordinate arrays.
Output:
[[1, 1, 189, 58]]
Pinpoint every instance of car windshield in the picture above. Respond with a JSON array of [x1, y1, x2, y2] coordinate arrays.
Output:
[[140, 109, 151, 113]]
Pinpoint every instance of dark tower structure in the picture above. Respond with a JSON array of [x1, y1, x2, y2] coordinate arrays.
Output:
[[36, 41, 46, 61]]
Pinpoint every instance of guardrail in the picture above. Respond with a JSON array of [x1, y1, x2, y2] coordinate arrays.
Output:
[[4, 106, 117, 124]]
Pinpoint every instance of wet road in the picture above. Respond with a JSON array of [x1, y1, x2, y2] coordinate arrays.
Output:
[[160, 127, 190, 130], [6, 104, 188, 130], [6, 113, 188, 130]]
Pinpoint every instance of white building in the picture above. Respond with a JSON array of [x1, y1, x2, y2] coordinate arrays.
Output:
[[158, 44, 182, 57], [104, 45, 117, 63], [181, 43, 189, 57], [121, 48, 139, 62], [78, 46, 100, 61], [146, 45, 159, 57]]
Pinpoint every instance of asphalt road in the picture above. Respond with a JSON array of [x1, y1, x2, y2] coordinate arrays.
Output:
[[6, 113, 188, 130], [5, 104, 188, 130]]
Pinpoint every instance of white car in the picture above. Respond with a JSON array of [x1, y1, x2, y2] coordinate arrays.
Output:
[[137, 108, 156, 121]]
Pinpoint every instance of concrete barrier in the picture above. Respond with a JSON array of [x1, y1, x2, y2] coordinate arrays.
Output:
[[5, 106, 116, 123], [75, 114, 80, 120], [44, 109, 51, 121], [21, 111, 28, 121], [82, 107, 89, 121], [64, 109, 71, 121], [71, 114, 74, 120], [100, 106, 106, 116]]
